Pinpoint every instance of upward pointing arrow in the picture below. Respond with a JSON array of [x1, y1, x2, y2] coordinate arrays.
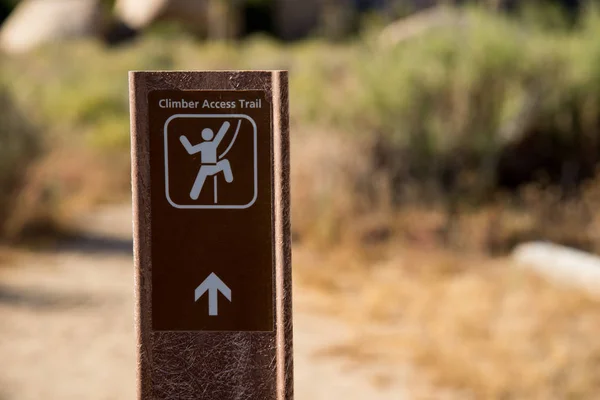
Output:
[[194, 273, 232, 316]]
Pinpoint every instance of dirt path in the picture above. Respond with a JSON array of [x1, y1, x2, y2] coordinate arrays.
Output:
[[0, 205, 408, 400]]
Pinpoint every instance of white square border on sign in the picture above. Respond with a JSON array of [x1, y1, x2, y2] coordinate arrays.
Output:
[[164, 114, 258, 209]]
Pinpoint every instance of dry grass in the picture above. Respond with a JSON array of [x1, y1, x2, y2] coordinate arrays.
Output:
[[291, 125, 600, 254], [291, 128, 379, 246], [295, 245, 600, 398], [0, 142, 129, 245], [290, 126, 600, 397]]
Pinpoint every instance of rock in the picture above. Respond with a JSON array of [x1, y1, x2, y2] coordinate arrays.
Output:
[[114, 0, 207, 30], [114, 0, 169, 29], [512, 242, 600, 297], [115, 0, 323, 40], [0, 0, 105, 53], [115, 0, 246, 39]]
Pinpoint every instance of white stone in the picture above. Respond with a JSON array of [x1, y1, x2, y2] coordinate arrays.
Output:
[[114, 0, 207, 29], [114, 0, 168, 29], [512, 242, 600, 296], [0, 0, 104, 53]]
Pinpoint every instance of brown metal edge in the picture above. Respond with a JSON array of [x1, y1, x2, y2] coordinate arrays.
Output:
[[272, 71, 294, 399], [130, 71, 154, 399]]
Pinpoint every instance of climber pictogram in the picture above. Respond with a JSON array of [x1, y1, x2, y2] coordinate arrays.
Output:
[[164, 114, 258, 209]]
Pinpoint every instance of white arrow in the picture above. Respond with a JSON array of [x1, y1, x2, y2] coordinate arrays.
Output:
[[194, 273, 231, 316]]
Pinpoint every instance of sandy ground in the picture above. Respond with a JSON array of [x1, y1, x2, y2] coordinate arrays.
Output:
[[0, 205, 409, 400]]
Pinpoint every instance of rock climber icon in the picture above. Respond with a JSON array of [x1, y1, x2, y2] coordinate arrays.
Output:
[[179, 120, 241, 201]]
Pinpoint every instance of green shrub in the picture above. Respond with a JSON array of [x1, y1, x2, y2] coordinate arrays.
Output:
[[329, 9, 600, 201], [0, 84, 41, 238]]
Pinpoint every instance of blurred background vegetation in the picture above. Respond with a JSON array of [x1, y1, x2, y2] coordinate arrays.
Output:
[[1, 0, 600, 397], [0, 0, 599, 252]]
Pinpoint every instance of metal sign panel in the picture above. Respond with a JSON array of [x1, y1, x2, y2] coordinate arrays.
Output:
[[148, 90, 273, 331]]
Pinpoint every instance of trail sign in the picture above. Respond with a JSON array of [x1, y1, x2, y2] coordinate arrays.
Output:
[[130, 71, 292, 399]]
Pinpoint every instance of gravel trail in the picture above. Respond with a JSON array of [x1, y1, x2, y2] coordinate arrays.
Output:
[[0, 205, 407, 400]]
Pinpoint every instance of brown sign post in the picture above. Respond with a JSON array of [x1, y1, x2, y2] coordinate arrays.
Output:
[[130, 71, 292, 399]]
